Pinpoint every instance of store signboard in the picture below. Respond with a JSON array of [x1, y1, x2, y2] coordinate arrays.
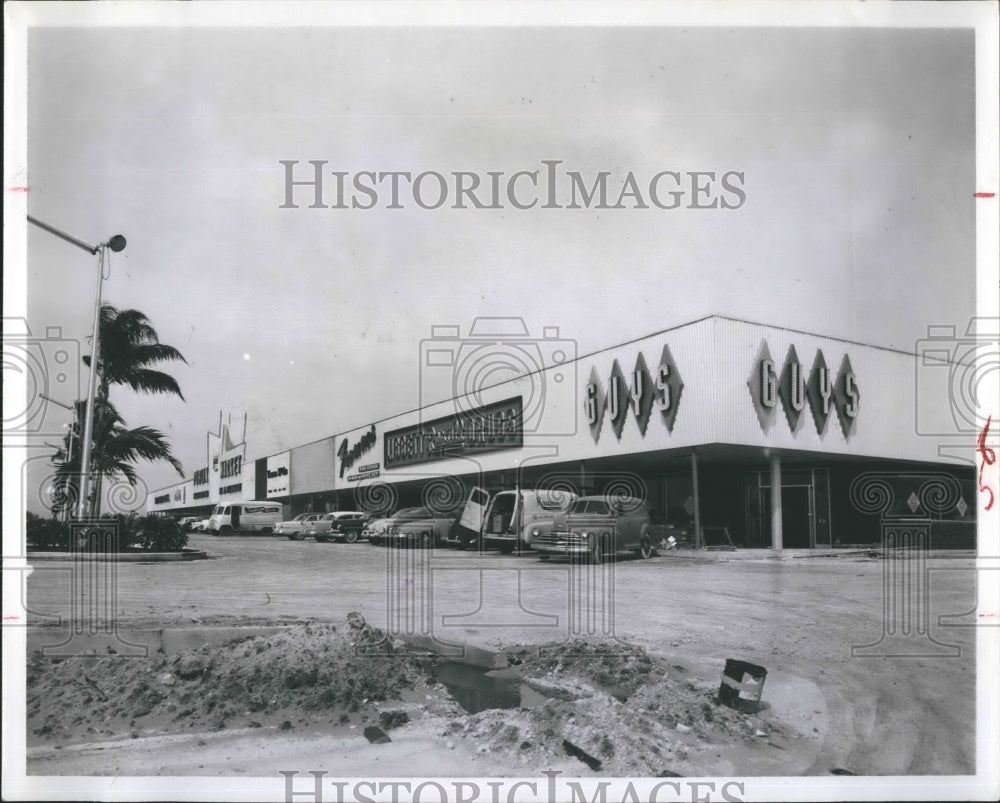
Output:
[[586, 344, 683, 443], [384, 396, 523, 469], [267, 451, 291, 498], [748, 340, 858, 439]]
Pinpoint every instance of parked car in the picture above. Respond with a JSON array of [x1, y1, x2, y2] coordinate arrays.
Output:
[[327, 512, 376, 543], [447, 486, 577, 553], [190, 518, 212, 533], [385, 506, 464, 549], [177, 516, 200, 532], [305, 511, 366, 543], [276, 513, 324, 540], [531, 495, 660, 563], [366, 507, 432, 546]]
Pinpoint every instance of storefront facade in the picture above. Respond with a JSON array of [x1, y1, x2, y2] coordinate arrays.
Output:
[[147, 316, 976, 548]]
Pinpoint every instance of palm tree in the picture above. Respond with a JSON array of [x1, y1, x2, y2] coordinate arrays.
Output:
[[77, 305, 187, 514], [83, 305, 187, 404], [51, 400, 184, 518]]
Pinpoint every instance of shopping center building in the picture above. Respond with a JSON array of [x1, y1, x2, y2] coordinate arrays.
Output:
[[146, 315, 977, 549]]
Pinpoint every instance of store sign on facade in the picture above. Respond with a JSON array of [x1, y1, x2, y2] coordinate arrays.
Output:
[[338, 425, 377, 479], [266, 451, 291, 497], [384, 397, 523, 469], [748, 340, 859, 438], [586, 344, 683, 443]]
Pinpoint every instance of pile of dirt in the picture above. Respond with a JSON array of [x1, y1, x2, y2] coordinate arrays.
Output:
[[27, 617, 439, 746], [449, 638, 784, 776]]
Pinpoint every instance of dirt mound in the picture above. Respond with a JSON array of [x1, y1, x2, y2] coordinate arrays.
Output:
[[511, 637, 656, 699], [27, 619, 433, 746], [453, 639, 784, 776]]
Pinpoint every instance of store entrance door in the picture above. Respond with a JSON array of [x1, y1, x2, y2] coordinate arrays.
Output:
[[748, 468, 827, 548], [781, 486, 812, 548]]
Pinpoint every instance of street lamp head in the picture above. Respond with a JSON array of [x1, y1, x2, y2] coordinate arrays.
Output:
[[107, 234, 127, 253]]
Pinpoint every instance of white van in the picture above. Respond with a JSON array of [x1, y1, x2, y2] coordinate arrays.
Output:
[[207, 501, 283, 535], [451, 486, 577, 553]]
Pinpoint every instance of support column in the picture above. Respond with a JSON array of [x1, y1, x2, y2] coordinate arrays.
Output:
[[690, 451, 702, 549], [769, 453, 783, 552]]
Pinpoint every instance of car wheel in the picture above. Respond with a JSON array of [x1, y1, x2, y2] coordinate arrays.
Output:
[[639, 534, 653, 559], [219, 526, 232, 536], [538, 554, 551, 561], [261, 527, 272, 535], [498, 543, 515, 555], [314, 535, 327, 543], [287, 533, 303, 541], [345, 531, 358, 544]]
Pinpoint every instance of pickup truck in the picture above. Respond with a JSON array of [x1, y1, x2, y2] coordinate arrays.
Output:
[[531, 495, 666, 563]]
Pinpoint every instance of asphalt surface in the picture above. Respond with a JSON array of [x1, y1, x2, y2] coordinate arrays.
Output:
[[24, 534, 979, 775]]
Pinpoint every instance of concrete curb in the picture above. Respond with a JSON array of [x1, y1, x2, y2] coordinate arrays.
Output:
[[26, 548, 209, 562]]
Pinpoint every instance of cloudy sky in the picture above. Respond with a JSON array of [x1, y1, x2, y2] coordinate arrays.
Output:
[[16, 13, 979, 505]]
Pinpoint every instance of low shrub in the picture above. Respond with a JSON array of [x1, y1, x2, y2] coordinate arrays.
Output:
[[26, 514, 188, 552], [26, 517, 72, 551]]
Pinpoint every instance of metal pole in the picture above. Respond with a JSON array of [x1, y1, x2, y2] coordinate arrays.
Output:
[[39, 394, 76, 520], [28, 215, 99, 255], [28, 216, 125, 519], [77, 247, 106, 518], [690, 450, 702, 549], [770, 453, 783, 553]]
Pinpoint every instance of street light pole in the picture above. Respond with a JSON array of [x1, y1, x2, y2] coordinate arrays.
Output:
[[28, 215, 126, 519], [40, 394, 78, 520]]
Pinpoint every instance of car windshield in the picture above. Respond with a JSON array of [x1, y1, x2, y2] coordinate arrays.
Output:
[[292, 514, 308, 521], [569, 499, 610, 515]]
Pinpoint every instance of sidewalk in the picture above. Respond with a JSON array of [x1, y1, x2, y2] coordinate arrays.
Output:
[[663, 547, 976, 562]]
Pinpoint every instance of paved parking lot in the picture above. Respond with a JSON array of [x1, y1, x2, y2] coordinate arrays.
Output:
[[25, 534, 978, 775]]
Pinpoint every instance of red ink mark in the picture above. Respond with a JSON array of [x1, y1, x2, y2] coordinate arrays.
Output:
[[8, 186, 30, 193], [979, 613, 998, 618], [2, 615, 20, 621], [974, 192, 996, 198], [978, 415, 995, 511]]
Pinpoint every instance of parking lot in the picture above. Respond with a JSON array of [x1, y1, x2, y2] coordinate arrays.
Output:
[[25, 534, 978, 775]]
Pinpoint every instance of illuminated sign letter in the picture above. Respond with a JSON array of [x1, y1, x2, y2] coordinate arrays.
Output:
[[844, 372, 858, 418], [760, 359, 776, 408], [817, 366, 831, 415], [630, 369, 644, 414], [585, 382, 599, 425], [608, 374, 622, 421], [789, 361, 805, 412]]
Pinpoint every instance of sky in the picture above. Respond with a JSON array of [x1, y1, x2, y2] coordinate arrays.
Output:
[[14, 16, 980, 508]]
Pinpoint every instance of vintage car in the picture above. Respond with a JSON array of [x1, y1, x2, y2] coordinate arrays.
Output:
[[305, 511, 366, 543], [177, 516, 200, 532], [366, 507, 434, 546], [531, 495, 659, 563], [385, 506, 463, 549], [276, 512, 324, 540]]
